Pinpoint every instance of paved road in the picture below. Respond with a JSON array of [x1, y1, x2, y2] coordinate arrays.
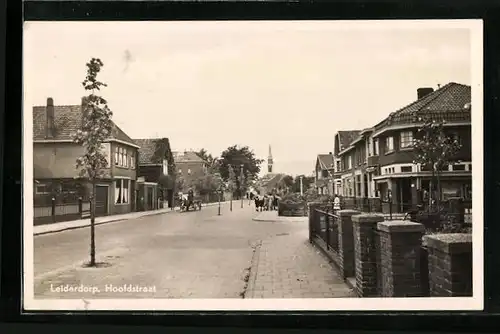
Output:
[[33, 202, 353, 299]]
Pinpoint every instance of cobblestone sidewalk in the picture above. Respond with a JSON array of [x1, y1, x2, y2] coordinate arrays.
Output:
[[244, 225, 356, 298]]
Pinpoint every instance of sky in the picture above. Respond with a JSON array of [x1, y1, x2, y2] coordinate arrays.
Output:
[[24, 21, 473, 176]]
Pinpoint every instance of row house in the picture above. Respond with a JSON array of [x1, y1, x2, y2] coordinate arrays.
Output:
[[334, 130, 361, 197], [134, 138, 176, 210], [314, 153, 335, 195], [335, 82, 472, 212], [33, 97, 139, 218]]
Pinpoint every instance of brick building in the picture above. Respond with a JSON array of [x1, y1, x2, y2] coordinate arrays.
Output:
[[314, 153, 335, 195], [33, 97, 139, 218], [335, 82, 472, 212], [172, 151, 208, 191], [134, 138, 176, 210]]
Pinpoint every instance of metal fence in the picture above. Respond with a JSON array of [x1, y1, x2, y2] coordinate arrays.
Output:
[[310, 207, 340, 254]]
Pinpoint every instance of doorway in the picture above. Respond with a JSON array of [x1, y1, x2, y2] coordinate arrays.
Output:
[[95, 185, 109, 216]]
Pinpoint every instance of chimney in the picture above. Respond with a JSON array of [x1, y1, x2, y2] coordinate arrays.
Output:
[[46, 97, 54, 138], [417, 87, 434, 99]]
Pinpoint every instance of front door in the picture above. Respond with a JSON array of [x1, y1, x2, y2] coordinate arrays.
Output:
[[147, 187, 154, 210], [95, 185, 109, 216]]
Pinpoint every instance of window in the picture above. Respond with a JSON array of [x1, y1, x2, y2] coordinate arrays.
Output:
[[385, 136, 394, 152], [322, 170, 328, 178], [131, 152, 136, 169], [368, 138, 374, 156], [35, 184, 49, 194], [401, 166, 412, 173], [162, 159, 169, 175], [400, 131, 413, 148], [115, 179, 130, 204], [118, 148, 123, 166], [347, 155, 352, 169], [178, 169, 182, 174], [114, 147, 119, 165], [373, 139, 379, 155], [187, 168, 192, 175], [336, 161, 341, 172], [453, 164, 466, 171]]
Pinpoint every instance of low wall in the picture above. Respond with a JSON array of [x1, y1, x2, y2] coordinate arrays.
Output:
[[278, 202, 307, 217], [308, 205, 473, 298]]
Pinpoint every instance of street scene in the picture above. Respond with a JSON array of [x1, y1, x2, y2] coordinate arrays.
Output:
[[24, 20, 481, 310]]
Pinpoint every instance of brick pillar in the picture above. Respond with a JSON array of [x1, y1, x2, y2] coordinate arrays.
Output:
[[308, 202, 322, 243], [352, 213, 384, 297], [377, 220, 425, 297], [423, 233, 472, 297], [337, 209, 361, 279]]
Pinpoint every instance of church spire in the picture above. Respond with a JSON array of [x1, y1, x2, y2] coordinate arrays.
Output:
[[267, 144, 273, 173]]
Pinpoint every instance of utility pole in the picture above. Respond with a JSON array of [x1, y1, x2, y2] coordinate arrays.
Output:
[[300, 176, 304, 196]]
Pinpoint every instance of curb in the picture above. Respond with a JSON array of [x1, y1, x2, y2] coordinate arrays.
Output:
[[243, 240, 262, 299], [34, 202, 229, 236]]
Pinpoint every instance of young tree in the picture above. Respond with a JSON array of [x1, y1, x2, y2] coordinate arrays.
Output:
[[73, 58, 114, 267], [412, 115, 462, 208], [228, 164, 236, 210], [219, 145, 263, 194]]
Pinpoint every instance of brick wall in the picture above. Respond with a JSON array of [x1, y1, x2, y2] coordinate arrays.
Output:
[[308, 205, 473, 298], [423, 233, 473, 297]]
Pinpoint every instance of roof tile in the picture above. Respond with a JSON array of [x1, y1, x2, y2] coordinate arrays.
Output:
[[33, 104, 137, 147]]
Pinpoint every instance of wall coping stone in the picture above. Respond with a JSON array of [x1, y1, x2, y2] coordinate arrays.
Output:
[[423, 233, 472, 254], [352, 213, 385, 224], [338, 209, 361, 217], [377, 220, 425, 233]]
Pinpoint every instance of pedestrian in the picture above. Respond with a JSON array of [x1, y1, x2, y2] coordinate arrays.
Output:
[[333, 194, 341, 212]]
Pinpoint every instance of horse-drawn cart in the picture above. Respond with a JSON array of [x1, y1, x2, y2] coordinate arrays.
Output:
[[178, 191, 202, 212]]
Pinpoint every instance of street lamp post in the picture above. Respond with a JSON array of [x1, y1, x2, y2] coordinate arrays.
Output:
[[240, 164, 244, 209]]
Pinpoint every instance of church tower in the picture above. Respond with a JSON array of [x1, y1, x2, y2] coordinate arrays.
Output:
[[267, 144, 273, 173]]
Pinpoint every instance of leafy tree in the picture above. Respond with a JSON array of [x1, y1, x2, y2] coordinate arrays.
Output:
[[292, 175, 315, 193], [412, 115, 462, 208], [277, 175, 294, 193], [196, 148, 215, 166], [219, 145, 263, 196], [73, 58, 114, 267], [151, 138, 176, 204]]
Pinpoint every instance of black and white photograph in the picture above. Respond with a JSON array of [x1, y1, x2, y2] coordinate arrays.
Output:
[[23, 20, 483, 311]]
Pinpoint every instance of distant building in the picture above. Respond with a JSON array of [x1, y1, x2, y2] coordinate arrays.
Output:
[[267, 145, 273, 173], [134, 138, 176, 210], [172, 150, 208, 191], [314, 153, 335, 195]]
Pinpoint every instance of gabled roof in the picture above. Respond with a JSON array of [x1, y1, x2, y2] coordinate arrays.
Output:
[[134, 138, 172, 165], [172, 151, 205, 163], [338, 130, 361, 151], [390, 82, 471, 117], [317, 154, 334, 170], [33, 104, 137, 147]]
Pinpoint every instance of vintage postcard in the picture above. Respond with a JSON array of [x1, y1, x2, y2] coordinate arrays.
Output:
[[23, 19, 483, 311]]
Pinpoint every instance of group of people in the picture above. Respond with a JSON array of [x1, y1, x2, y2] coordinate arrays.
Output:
[[251, 192, 280, 212]]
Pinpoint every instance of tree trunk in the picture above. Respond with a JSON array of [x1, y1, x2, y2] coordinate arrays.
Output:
[[436, 170, 442, 208], [89, 180, 96, 266]]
